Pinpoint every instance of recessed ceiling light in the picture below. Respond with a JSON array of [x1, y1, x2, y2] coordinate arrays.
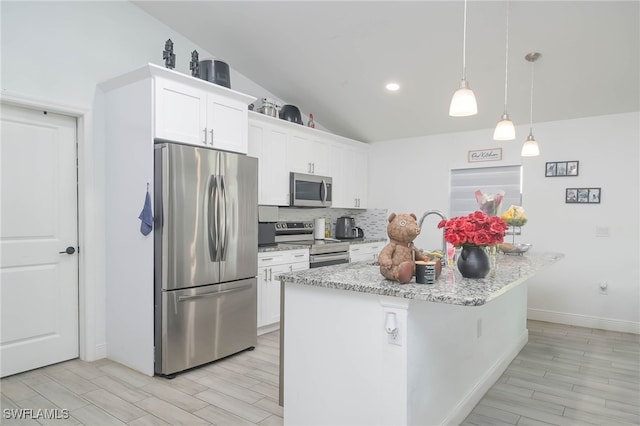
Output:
[[386, 82, 400, 92]]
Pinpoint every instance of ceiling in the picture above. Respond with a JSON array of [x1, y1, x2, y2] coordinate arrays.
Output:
[[133, 1, 639, 143]]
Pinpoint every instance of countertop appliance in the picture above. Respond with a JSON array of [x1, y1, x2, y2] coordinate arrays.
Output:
[[154, 143, 258, 376], [273, 221, 349, 268], [290, 172, 332, 208], [198, 59, 231, 88], [335, 216, 364, 239], [279, 104, 302, 124]]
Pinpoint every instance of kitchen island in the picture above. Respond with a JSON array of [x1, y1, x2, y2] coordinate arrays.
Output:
[[279, 252, 563, 426]]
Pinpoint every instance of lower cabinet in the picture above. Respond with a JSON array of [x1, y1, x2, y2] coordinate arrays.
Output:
[[257, 249, 309, 334], [349, 242, 384, 263]]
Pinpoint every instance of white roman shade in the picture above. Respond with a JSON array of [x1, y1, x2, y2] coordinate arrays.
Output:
[[449, 165, 522, 218]]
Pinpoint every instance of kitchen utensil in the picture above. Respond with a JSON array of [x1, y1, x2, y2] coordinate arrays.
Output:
[[279, 104, 302, 125], [255, 97, 279, 117]]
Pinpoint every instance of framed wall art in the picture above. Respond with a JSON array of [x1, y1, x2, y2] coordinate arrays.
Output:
[[566, 187, 600, 204], [546, 161, 579, 177]]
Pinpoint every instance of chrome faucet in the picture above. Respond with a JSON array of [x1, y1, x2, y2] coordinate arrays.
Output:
[[418, 210, 448, 267]]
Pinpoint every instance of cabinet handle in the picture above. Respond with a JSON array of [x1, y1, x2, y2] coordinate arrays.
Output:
[[352, 248, 360, 251], [209, 129, 214, 145], [262, 257, 273, 261], [289, 265, 293, 272], [264, 268, 268, 280], [312, 163, 315, 173], [269, 268, 272, 281], [203, 128, 208, 144], [293, 254, 305, 258]]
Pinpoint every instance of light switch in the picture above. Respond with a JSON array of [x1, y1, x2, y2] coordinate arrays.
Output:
[[595, 226, 610, 237]]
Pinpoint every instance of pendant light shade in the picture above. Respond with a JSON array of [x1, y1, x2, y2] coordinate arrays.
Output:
[[450, 79, 478, 116], [449, 0, 477, 117], [522, 52, 541, 157], [521, 133, 540, 156], [494, 114, 516, 140], [494, 1, 515, 140]]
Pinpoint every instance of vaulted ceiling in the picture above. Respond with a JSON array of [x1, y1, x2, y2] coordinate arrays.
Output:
[[134, 1, 639, 143]]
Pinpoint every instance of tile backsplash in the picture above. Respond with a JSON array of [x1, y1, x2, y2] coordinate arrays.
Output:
[[268, 207, 388, 239]]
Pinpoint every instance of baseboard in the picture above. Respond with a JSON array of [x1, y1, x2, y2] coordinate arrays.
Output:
[[94, 343, 107, 360], [258, 322, 280, 336], [528, 308, 640, 335], [442, 329, 528, 426]]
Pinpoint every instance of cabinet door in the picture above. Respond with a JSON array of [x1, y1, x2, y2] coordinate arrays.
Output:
[[249, 122, 289, 206], [208, 96, 248, 154], [352, 144, 369, 208], [264, 264, 290, 326], [155, 78, 207, 145], [287, 132, 331, 176], [287, 132, 314, 174]]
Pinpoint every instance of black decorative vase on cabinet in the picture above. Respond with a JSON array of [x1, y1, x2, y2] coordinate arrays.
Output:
[[457, 245, 490, 279]]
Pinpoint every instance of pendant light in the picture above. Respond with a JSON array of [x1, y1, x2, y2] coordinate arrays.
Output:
[[493, 1, 515, 140], [449, 0, 478, 117], [521, 52, 541, 157]]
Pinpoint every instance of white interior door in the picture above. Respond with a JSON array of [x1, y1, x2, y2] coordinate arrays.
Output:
[[0, 103, 79, 377]]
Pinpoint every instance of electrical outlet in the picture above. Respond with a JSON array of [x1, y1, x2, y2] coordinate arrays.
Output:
[[599, 281, 608, 295], [388, 327, 401, 345], [384, 311, 402, 346]]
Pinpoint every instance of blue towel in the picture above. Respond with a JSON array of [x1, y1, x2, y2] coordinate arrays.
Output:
[[139, 190, 153, 236]]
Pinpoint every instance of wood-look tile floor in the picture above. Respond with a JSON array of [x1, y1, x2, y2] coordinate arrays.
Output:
[[1, 320, 638, 425]]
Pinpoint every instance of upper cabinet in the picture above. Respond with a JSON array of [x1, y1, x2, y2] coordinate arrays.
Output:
[[332, 140, 369, 209], [286, 132, 332, 176], [248, 112, 370, 207], [248, 117, 289, 206], [102, 63, 255, 154]]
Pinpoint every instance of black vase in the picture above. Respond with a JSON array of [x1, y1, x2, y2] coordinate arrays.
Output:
[[457, 245, 490, 278]]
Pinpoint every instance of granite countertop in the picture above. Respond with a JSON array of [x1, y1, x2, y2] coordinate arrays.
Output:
[[279, 252, 564, 306], [342, 237, 387, 245]]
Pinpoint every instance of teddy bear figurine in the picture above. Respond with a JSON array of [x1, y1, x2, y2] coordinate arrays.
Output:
[[378, 212, 426, 284]]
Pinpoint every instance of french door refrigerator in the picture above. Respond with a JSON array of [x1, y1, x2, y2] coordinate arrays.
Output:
[[154, 142, 258, 376]]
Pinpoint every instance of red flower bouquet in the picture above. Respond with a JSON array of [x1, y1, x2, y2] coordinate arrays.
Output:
[[437, 211, 508, 247]]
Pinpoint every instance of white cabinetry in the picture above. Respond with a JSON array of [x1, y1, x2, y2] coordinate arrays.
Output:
[[257, 249, 309, 334], [287, 132, 331, 176], [99, 64, 254, 375], [332, 141, 369, 209], [149, 66, 253, 153], [248, 112, 370, 207], [349, 242, 384, 263], [248, 115, 289, 205]]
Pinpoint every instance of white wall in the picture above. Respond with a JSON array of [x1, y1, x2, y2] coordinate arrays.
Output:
[[0, 1, 284, 360], [369, 113, 640, 333]]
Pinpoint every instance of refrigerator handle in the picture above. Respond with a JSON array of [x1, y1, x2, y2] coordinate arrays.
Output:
[[219, 175, 228, 261], [207, 174, 219, 262]]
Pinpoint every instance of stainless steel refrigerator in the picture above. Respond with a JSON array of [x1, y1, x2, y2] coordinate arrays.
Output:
[[154, 142, 258, 376]]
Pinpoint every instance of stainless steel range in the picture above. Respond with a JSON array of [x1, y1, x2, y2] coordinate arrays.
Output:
[[274, 221, 350, 268]]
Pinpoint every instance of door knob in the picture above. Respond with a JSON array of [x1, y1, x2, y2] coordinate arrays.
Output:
[[59, 246, 76, 255]]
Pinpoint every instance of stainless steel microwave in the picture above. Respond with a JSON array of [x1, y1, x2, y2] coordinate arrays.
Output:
[[289, 172, 332, 207]]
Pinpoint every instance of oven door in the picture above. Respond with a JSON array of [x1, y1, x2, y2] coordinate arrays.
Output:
[[290, 172, 332, 207], [309, 252, 349, 268]]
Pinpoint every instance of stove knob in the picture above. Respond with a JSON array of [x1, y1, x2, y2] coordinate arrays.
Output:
[[275, 223, 281, 229]]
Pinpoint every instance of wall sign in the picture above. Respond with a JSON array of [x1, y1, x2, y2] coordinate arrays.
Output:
[[468, 148, 502, 163]]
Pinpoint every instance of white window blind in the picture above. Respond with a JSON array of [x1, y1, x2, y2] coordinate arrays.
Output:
[[449, 165, 522, 218]]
